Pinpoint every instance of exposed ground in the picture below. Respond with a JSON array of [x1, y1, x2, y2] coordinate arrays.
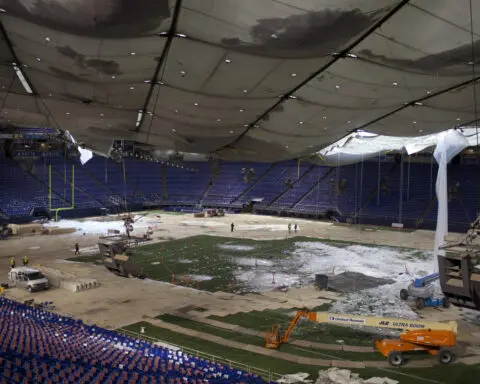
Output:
[[0, 212, 479, 383]]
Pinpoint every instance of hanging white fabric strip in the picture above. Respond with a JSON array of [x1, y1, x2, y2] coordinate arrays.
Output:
[[433, 130, 469, 252]]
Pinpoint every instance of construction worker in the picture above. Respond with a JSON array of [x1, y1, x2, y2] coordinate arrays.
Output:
[[288, 223, 291, 234], [75, 243, 80, 255], [23, 255, 29, 266], [231, 223, 235, 232], [9, 257, 15, 269]]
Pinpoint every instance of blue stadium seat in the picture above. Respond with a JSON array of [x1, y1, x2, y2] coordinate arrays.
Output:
[[0, 298, 273, 384]]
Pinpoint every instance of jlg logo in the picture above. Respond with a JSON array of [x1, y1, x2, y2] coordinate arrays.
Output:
[[379, 321, 390, 326]]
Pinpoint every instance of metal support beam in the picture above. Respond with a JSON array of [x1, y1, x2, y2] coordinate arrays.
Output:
[[214, 0, 411, 152], [136, 0, 184, 131]]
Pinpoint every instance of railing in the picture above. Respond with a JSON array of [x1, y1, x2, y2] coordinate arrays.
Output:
[[117, 328, 281, 382]]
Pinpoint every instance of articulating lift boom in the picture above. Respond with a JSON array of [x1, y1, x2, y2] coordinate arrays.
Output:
[[266, 309, 457, 366]]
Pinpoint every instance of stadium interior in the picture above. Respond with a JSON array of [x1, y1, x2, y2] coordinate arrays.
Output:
[[1, 1, 480, 383]]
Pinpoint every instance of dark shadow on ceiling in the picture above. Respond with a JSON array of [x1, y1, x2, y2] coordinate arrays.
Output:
[[216, 135, 324, 162], [221, 7, 386, 59], [359, 39, 480, 75], [0, 0, 171, 37], [56, 45, 120, 76]]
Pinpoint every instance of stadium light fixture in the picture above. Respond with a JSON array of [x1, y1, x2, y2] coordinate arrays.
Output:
[[230, 130, 234, 134], [175, 33, 187, 38], [225, 59, 231, 64], [291, 73, 297, 77], [392, 82, 398, 86], [242, 89, 248, 93], [136, 110, 144, 127], [12, 63, 33, 94], [239, 109, 244, 112]]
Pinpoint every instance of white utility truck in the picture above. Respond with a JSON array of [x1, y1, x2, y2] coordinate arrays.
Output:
[[8, 267, 49, 292]]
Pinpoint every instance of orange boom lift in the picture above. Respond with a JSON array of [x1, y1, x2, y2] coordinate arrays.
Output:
[[265, 309, 457, 366]]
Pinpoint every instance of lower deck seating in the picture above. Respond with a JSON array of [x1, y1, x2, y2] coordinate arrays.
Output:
[[0, 298, 270, 384]]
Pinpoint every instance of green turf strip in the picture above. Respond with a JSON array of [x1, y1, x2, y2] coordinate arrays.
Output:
[[120, 321, 480, 384], [156, 314, 383, 361], [207, 308, 375, 347]]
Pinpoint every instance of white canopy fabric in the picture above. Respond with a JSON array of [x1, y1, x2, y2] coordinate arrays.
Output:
[[433, 130, 470, 252], [317, 128, 480, 166], [317, 127, 479, 253]]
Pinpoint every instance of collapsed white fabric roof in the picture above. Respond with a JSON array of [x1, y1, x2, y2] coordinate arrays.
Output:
[[1, 1, 480, 160], [317, 127, 480, 165]]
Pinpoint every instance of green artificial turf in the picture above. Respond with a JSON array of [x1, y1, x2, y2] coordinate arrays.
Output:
[[69, 254, 103, 264], [208, 308, 375, 346], [68, 234, 433, 294], [120, 321, 480, 384], [155, 314, 383, 361]]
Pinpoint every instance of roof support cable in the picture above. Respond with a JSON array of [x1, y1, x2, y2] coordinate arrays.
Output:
[[136, 0, 184, 132], [214, 0, 411, 152]]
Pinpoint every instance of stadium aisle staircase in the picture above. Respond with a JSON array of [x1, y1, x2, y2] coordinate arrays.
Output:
[[266, 164, 316, 209], [230, 163, 277, 207], [165, 162, 211, 205], [237, 160, 305, 207], [203, 162, 271, 206], [291, 168, 334, 210]]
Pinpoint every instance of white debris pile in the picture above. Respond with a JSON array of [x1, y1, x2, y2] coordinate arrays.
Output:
[[276, 372, 312, 383], [316, 369, 398, 384], [277, 369, 398, 384]]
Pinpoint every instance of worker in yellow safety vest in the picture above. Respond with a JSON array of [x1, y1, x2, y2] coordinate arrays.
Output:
[[23, 256, 29, 266], [9, 257, 15, 269]]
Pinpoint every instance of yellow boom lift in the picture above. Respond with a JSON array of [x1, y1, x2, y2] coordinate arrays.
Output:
[[266, 309, 458, 366]]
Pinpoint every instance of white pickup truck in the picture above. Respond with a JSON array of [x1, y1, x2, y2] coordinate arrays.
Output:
[[9, 267, 50, 292]]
